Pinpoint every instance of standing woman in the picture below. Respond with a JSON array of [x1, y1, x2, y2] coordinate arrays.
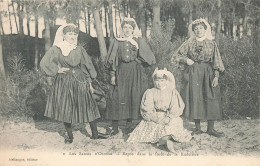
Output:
[[173, 19, 225, 138], [105, 17, 156, 135], [40, 24, 104, 144]]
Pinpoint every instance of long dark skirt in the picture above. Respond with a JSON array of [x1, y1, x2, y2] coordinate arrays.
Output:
[[181, 62, 222, 120], [105, 61, 148, 120], [44, 69, 100, 124]]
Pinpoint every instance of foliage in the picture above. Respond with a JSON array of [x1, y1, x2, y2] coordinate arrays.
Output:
[[148, 19, 184, 90], [218, 36, 259, 119], [0, 54, 47, 119]]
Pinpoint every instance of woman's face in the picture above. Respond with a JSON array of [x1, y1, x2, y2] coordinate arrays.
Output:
[[193, 24, 206, 38], [154, 78, 167, 89], [123, 24, 134, 37], [64, 31, 78, 44]]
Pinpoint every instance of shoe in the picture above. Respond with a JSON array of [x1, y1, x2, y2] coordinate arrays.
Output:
[[206, 129, 225, 138], [110, 130, 119, 136], [125, 127, 134, 135], [64, 137, 73, 144], [191, 129, 204, 135], [91, 135, 108, 139], [166, 140, 176, 153]]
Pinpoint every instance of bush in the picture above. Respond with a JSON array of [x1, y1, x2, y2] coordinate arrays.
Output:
[[148, 20, 185, 91], [0, 54, 48, 120], [219, 36, 259, 119]]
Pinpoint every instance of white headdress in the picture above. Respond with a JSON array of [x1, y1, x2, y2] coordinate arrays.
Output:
[[171, 18, 213, 62], [53, 23, 78, 56], [188, 18, 213, 41], [152, 67, 176, 89], [114, 16, 142, 49]]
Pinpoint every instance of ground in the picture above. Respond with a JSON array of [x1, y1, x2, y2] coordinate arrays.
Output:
[[0, 117, 259, 158]]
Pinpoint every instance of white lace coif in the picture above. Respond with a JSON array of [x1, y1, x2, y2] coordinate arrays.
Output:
[[53, 23, 78, 56]]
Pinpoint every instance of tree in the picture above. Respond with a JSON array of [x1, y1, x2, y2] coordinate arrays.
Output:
[[44, 15, 51, 52], [152, 0, 161, 34], [108, 0, 114, 41], [0, 33, 5, 78], [34, 10, 39, 70], [17, 1, 24, 35], [0, 10, 5, 35], [135, 0, 147, 38], [11, 0, 19, 33], [90, 0, 107, 62], [216, 0, 222, 43], [64, 0, 82, 24], [83, 7, 88, 33], [7, 1, 13, 34], [25, 3, 31, 36]]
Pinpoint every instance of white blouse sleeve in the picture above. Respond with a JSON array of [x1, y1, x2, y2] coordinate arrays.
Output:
[[168, 90, 185, 118], [140, 89, 166, 124]]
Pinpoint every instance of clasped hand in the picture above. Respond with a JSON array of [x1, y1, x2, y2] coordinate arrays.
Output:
[[58, 66, 70, 73], [186, 59, 194, 66]]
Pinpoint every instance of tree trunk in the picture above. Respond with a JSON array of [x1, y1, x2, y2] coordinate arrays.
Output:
[[84, 8, 88, 33], [230, 21, 233, 38], [256, 20, 260, 118], [7, 3, 13, 34], [44, 15, 51, 52], [242, 2, 249, 37], [188, 7, 193, 25], [187, 0, 194, 25], [26, 7, 30, 36], [11, 0, 19, 33], [216, 0, 221, 44], [108, 0, 114, 41], [0, 33, 5, 78], [17, 3, 24, 35], [34, 13, 39, 70], [92, 6, 107, 62], [224, 20, 228, 36], [104, 2, 109, 40], [152, 0, 161, 34], [136, 0, 146, 38], [115, 0, 118, 37], [0, 12, 5, 35], [88, 7, 91, 34]]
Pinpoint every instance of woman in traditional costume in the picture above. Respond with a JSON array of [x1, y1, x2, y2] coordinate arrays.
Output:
[[105, 17, 156, 135], [127, 68, 192, 152], [40, 24, 105, 144], [173, 19, 225, 138]]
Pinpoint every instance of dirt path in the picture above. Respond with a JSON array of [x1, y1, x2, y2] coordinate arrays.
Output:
[[0, 118, 259, 157]]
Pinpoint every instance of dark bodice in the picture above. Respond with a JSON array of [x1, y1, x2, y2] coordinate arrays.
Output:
[[118, 40, 138, 63]]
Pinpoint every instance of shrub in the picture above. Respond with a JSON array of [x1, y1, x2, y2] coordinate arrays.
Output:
[[0, 54, 47, 120], [148, 19, 185, 91], [219, 36, 259, 119]]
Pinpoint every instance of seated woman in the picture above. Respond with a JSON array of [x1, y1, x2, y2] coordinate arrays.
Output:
[[127, 68, 192, 152]]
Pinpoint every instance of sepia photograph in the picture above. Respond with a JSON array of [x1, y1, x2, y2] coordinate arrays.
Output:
[[0, 0, 259, 165]]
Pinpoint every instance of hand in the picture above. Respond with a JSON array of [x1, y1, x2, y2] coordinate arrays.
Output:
[[212, 77, 219, 87], [163, 117, 171, 125], [111, 76, 116, 85], [89, 83, 94, 93], [58, 66, 70, 73], [187, 59, 194, 66]]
